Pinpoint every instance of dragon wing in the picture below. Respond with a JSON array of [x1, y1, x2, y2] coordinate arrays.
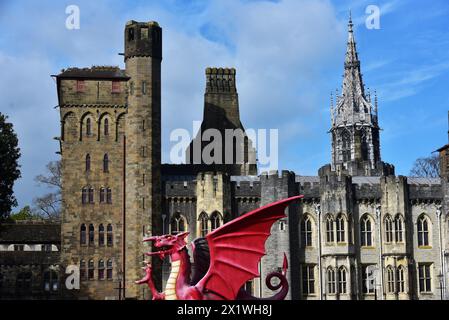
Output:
[[196, 195, 303, 300]]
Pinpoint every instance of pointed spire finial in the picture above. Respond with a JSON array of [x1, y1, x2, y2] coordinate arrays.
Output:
[[348, 9, 353, 32]]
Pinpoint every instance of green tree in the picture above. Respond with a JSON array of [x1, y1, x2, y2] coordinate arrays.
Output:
[[0, 112, 21, 219], [9, 205, 35, 221]]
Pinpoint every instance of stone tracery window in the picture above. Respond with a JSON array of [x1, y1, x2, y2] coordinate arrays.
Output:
[[361, 215, 373, 247], [171, 212, 186, 235], [417, 215, 430, 247], [336, 215, 345, 243], [301, 215, 313, 247], [210, 211, 222, 231], [199, 212, 208, 237], [326, 216, 334, 243]]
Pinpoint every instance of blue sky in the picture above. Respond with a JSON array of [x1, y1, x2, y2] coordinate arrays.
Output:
[[0, 0, 448, 210]]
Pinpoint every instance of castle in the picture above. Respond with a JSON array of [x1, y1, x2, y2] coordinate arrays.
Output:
[[3, 17, 446, 300]]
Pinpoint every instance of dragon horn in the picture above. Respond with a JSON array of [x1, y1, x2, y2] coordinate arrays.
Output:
[[143, 236, 157, 242], [282, 253, 288, 275]]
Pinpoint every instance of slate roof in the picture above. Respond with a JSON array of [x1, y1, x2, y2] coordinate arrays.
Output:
[[0, 223, 60, 244], [54, 66, 129, 80]]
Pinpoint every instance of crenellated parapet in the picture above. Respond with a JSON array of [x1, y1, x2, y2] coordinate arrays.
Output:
[[205, 67, 236, 94]]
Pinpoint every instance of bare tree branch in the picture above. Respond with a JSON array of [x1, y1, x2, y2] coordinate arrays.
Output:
[[409, 154, 440, 178]]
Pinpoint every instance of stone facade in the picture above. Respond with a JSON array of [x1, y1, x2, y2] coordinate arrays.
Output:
[[51, 17, 449, 300]]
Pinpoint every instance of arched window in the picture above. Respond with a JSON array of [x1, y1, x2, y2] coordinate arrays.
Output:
[[80, 260, 86, 281], [336, 215, 345, 243], [397, 266, 405, 293], [82, 187, 88, 204], [301, 215, 313, 247], [361, 130, 369, 161], [107, 224, 113, 246], [80, 224, 87, 245], [199, 212, 208, 237], [386, 266, 395, 293], [43, 270, 58, 292], [107, 259, 113, 280], [85, 154, 91, 172], [361, 215, 373, 247], [385, 215, 393, 243], [326, 216, 334, 243], [88, 187, 94, 203], [210, 212, 221, 231], [171, 212, 186, 235], [106, 188, 112, 204], [88, 224, 94, 245], [342, 131, 351, 162], [98, 260, 105, 280], [86, 118, 92, 136], [104, 118, 109, 136], [395, 215, 404, 242], [417, 215, 430, 247], [338, 267, 347, 294], [327, 268, 336, 294], [100, 187, 105, 203], [88, 260, 94, 280], [103, 154, 109, 172], [99, 224, 105, 246]]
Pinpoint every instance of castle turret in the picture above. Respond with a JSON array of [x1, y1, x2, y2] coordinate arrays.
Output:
[[124, 20, 162, 299], [186, 67, 257, 176], [330, 15, 393, 177]]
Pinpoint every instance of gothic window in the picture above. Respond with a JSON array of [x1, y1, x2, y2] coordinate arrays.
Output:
[[338, 267, 347, 294], [361, 131, 369, 161], [80, 260, 86, 281], [342, 131, 351, 162], [211, 212, 222, 231], [88, 260, 94, 280], [107, 259, 113, 280], [301, 215, 313, 247], [16, 272, 32, 291], [362, 265, 376, 294], [301, 265, 315, 296], [82, 187, 88, 204], [397, 266, 405, 293], [385, 215, 393, 243], [386, 266, 395, 293], [418, 215, 430, 247], [80, 224, 87, 245], [361, 215, 373, 247], [327, 268, 336, 294], [106, 188, 112, 204], [336, 215, 345, 243], [199, 212, 208, 237], [103, 154, 109, 172], [98, 260, 105, 280], [112, 81, 121, 93], [99, 224, 105, 246], [418, 264, 432, 293], [104, 118, 109, 136], [86, 118, 92, 136], [107, 224, 113, 247], [88, 224, 94, 245], [43, 270, 58, 292], [85, 154, 91, 172], [171, 212, 186, 235], [88, 187, 94, 203], [128, 28, 134, 41], [326, 216, 334, 243], [395, 215, 404, 243], [76, 80, 85, 92], [100, 187, 105, 203]]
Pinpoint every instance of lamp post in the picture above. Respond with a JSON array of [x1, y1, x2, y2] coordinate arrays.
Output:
[[116, 271, 123, 301]]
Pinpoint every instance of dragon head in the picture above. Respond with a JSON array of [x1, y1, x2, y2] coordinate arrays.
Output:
[[143, 231, 190, 260]]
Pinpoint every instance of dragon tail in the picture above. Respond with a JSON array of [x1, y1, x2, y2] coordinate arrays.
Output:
[[236, 254, 289, 301]]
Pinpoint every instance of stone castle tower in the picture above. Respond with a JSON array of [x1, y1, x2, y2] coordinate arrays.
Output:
[[56, 20, 162, 300], [123, 20, 162, 299], [186, 67, 257, 176]]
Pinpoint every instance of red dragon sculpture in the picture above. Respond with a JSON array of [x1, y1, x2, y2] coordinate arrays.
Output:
[[136, 195, 303, 300]]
